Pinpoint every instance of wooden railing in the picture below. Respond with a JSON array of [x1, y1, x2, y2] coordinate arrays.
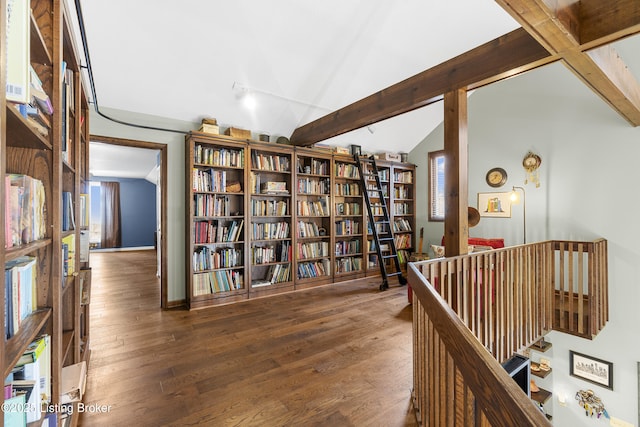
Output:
[[408, 239, 608, 426]]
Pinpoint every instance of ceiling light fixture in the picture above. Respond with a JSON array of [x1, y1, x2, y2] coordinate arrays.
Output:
[[232, 81, 332, 112]]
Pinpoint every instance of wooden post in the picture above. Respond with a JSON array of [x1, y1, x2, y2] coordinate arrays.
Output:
[[443, 89, 469, 257]]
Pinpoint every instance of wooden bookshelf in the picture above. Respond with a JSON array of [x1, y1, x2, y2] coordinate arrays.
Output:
[[364, 160, 415, 277], [294, 148, 332, 289], [249, 142, 294, 297], [184, 138, 415, 309], [333, 155, 365, 280], [1, 0, 91, 424], [185, 134, 249, 308]]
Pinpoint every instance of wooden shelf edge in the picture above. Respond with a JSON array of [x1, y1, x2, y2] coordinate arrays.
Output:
[[5, 238, 52, 261], [4, 309, 52, 378]]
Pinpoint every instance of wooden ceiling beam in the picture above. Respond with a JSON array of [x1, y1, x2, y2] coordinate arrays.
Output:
[[495, 0, 640, 125], [290, 2, 640, 146], [289, 28, 553, 146]]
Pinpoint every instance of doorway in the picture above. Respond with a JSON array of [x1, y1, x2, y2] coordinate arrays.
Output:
[[89, 135, 169, 308]]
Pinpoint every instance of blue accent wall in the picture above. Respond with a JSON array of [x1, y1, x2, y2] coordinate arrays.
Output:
[[91, 177, 157, 248]]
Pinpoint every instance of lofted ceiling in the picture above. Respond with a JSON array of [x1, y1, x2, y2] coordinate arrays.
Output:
[[74, 0, 521, 155], [72, 1, 640, 179]]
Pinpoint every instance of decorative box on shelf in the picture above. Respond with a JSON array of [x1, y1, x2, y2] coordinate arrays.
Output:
[[333, 146, 350, 155], [376, 152, 401, 162], [225, 127, 251, 139], [199, 123, 219, 134]]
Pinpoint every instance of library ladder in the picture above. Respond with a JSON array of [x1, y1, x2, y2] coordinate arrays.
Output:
[[354, 154, 407, 291]]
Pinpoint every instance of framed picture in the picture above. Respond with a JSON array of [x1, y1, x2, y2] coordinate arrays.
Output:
[[570, 351, 613, 390], [350, 144, 362, 156], [477, 192, 511, 218]]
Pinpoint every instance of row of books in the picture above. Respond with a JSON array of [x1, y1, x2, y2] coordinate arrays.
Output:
[[62, 234, 76, 278], [395, 234, 413, 249], [62, 191, 75, 231], [335, 183, 361, 196], [4, 256, 37, 339], [367, 184, 389, 198], [335, 240, 361, 256], [368, 203, 386, 216], [296, 177, 330, 194], [367, 222, 389, 235], [193, 168, 237, 193], [251, 199, 289, 216], [394, 202, 411, 215], [5, 335, 52, 424], [5, 174, 46, 248], [369, 241, 390, 252], [250, 173, 290, 195], [252, 263, 291, 287], [394, 170, 413, 183], [192, 247, 242, 272], [297, 158, 328, 175], [335, 219, 360, 236], [251, 152, 291, 172], [335, 163, 359, 179], [61, 63, 74, 164], [194, 194, 237, 217], [296, 221, 323, 238], [297, 241, 329, 259], [394, 185, 412, 199], [393, 218, 413, 232], [296, 199, 329, 217], [194, 220, 244, 244], [335, 257, 363, 273], [297, 259, 330, 279], [194, 145, 244, 167], [193, 270, 243, 295], [251, 221, 290, 240], [251, 242, 291, 265], [335, 202, 360, 216]]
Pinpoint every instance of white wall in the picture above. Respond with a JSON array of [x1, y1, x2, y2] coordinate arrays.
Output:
[[89, 107, 198, 302], [409, 61, 640, 426]]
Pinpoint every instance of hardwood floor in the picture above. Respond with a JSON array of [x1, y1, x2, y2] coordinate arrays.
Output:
[[79, 251, 418, 427]]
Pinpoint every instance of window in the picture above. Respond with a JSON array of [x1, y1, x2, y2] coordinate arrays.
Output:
[[428, 150, 445, 221]]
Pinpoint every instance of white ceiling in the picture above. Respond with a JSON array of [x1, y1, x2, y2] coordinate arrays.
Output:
[[74, 1, 520, 154], [73, 1, 640, 179]]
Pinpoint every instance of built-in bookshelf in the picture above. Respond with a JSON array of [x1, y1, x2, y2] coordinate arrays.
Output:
[[1, 0, 91, 423], [184, 137, 415, 309], [186, 135, 248, 307], [391, 163, 416, 269], [294, 149, 332, 288], [249, 143, 294, 296], [334, 155, 365, 279]]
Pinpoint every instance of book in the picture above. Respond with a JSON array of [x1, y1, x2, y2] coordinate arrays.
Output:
[[6, 0, 31, 103], [60, 361, 87, 404], [3, 393, 26, 427]]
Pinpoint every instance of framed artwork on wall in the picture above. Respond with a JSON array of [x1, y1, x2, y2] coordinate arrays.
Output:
[[570, 351, 613, 390], [477, 192, 511, 218]]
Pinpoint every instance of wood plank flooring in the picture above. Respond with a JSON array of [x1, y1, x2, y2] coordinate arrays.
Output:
[[79, 251, 418, 426]]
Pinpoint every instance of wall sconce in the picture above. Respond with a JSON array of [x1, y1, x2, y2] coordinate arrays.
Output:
[[510, 186, 526, 244]]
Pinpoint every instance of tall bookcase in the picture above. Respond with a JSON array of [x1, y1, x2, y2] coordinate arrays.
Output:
[[248, 142, 294, 297], [184, 134, 415, 309], [185, 134, 248, 308], [1, 0, 91, 424], [333, 155, 365, 280], [294, 148, 332, 289]]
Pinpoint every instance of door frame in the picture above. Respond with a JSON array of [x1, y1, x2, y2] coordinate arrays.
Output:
[[89, 135, 169, 308]]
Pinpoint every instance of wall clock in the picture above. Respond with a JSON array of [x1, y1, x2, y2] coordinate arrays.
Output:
[[486, 167, 507, 188]]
